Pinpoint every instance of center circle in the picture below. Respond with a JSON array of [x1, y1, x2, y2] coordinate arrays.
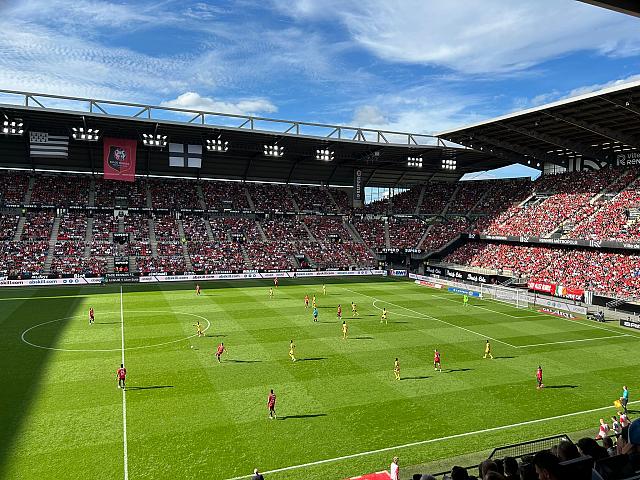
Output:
[[20, 310, 211, 353]]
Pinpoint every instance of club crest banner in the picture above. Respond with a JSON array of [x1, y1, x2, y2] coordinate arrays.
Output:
[[103, 137, 137, 182]]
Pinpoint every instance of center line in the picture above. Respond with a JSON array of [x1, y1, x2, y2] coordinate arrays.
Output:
[[120, 286, 129, 480]]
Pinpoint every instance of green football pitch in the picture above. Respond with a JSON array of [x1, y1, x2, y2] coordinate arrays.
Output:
[[1, 276, 638, 480]]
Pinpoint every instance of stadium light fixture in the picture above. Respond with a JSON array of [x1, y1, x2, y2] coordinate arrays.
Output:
[[316, 148, 334, 161], [206, 137, 229, 152], [264, 144, 284, 158], [441, 159, 457, 170], [142, 133, 167, 147], [2, 119, 23, 136], [71, 127, 100, 142], [407, 156, 422, 168]]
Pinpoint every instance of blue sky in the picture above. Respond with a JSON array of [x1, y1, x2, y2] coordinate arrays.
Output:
[[0, 0, 639, 179]]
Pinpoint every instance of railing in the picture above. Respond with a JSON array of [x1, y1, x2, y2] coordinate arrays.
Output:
[[0, 88, 449, 147], [429, 434, 572, 479]]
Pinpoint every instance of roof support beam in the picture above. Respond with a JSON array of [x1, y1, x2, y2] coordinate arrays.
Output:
[[454, 133, 564, 167], [598, 95, 640, 117], [498, 122, 607, 162], [543, 111, 640, 150]]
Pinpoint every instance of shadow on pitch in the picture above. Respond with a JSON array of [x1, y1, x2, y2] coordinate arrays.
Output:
[[279, 413, 326, 420], [226, 359, 262, 364], [493, 356, 515, 359], [298, 357, 327, 362], [401, 375, 430, 381], [206, 334, 226, 338], [444, 368, 473, 374], [94, 321, 120, 325], [125, 385, 174, 391], [545, 385, 579, 389], [353, 336, 373, 340]]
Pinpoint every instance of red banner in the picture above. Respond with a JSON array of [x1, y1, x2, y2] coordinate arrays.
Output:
[[103, 137, 136, 182], [528, 280, 556, 295], [556, 285, 585, 301]]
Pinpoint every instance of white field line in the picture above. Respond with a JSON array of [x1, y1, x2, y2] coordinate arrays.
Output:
[[221, 400, 640, 480], [120, 287, 129, 480], [344, 287, 518, 349], [517, 334, 631, 348]]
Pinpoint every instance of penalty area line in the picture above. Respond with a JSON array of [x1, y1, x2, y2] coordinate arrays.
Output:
[[221, 399, 640, 480], [344, 287, 517, 349]]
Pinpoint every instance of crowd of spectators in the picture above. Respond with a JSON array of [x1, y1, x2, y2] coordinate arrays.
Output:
[[202, 181, 250, 211], [123, 213, 149, 240], [0, 170, 29, 204], [153, 215, 179, 240], [21, 212, 54, 240], [30, 174, 90, 207], [91, 213, 118, 241], [210, 217, 260, 241], [94, 178, 148, 208], [247, 183, 295, 212], [0, 240, 48, 275], [136, 256, 186, 274], [388, 218, 424, 248], [57, 213, 87, 241], [448, 181, 490, 214], [149, 179, 200, 209], [329, 188, 351, 213], [297, 241, 353, 269], [50, 257, 107, 276], [569, 188, 640, 240], [245, 241, 295, 270], [422, 218, 471, 252], [261, 219, 310, 241], [291, 186, 336, 213], [181, 214, 209, 241], [420, 182, 457, 214], [390, 187, 422, 214], [188, 241, 245, 271], [445, 241, 640, 299], [304, 216, 351, 242], [343, 241, 375, 267], [353, 218, 386, 248], [0, 213, 20, 240]]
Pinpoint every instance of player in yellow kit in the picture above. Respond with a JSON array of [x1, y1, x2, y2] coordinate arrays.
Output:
[[193, 321, 204, 337], [342, 320, 348, 340], [351, 302, 359, 317], [322, 284, 326, 295], [380, 308, 388, 324], [483, 339, 494, 359], [312, 295, 317, 308], [394, 358, 400, 380], [289, 340, 296, 362], [269, 287, 273, 299]]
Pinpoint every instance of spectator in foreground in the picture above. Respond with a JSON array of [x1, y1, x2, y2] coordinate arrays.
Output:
[[390, 456, 399, 480], [419, 474, 436, 480], [577, 437, 608, 461], [601, 436, 616, 457], [532, 450, 561, 480], [502, 456, 518, 480], [478, 460, 498, 479], [618, 421, 640, 469], [556, 440, 580, 462], [450, 465, 470, 480], [252, 468, 264, 480]]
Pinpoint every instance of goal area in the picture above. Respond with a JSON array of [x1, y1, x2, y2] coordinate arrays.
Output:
[[481, 284, 529, 309]]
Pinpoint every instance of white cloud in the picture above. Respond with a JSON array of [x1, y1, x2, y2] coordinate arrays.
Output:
[[274, 0, 640, 74], [160, 92, 277, 116]]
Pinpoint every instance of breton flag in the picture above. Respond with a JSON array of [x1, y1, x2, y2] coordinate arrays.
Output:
[[169, 143, 202, 168], [29, 131, 69, 158]]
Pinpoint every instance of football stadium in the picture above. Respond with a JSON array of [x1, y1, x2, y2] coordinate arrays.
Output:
[[1, 1, 640, 480]]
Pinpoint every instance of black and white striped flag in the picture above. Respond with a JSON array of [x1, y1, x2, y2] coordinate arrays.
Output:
[[29, 132, 69, 158], [169, 143, 202, 168]]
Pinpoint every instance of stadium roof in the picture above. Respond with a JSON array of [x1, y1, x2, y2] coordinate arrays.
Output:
[[437, 79, 640, 171], [578, 0, 640, 17], [0, 90, 508, 187]]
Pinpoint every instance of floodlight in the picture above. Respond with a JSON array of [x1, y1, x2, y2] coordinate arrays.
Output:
[[206, 137, 229, 152], [441, 158, 457, 170], [142, 133, 167, 147], [2, 119, 23, 136], [316, 148, 334, 161], [264, 144, 284, 157], [71, 127, 100, 142], [407, 156, 422, 168]]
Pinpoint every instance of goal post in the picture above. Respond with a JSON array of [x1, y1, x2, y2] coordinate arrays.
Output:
[[481, 284, 529, 309]]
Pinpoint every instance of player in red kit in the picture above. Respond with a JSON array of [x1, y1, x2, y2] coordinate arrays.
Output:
[[215, 342, 226, 363], [536, 366, 544, 389], [196, 284, 201, 296], [304, 294, 309, 309], [433, 349, 442, 372], [89, 307, 95, 325], [337, 304, 342, 320], [116, 364, 126, 389], [267, 389, 277, 419], [273, 277, 279, 288]]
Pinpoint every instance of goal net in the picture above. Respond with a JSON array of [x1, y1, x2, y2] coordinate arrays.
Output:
[[481, 284, 529, 309]]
